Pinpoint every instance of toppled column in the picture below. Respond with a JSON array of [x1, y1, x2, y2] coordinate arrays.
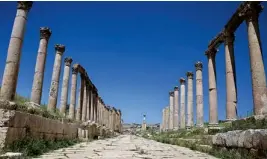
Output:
[[206, 48, 218, 126], [82, 81, 87, 121], [68, 66, 78, 119], [168, 91, 174, 130], [240, 3, 267, 115], [0, 2, 33, 101], [195, 61, 204, 127], [173, 86, 179, 130], [180, 78, 186, 129], [48, 44, 65, 111], [60, 57, 73, 116], [30, 27, 52, 104], [186, 72, 194, 129]]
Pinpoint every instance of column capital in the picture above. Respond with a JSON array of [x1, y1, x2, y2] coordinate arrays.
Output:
[[180, 78, 186, 85], [40, 27, 52, 40], [64, 57, 73, 66], [17, 1, 33, 10], [195, 61, 203, 71], [169, 91, 174, 96], [72, 66, 78, 74], [239, 3, 263, 22], [205, 48, 218, 59], [55, 44, 65, 55], [224, 31, 235, 45], [174, 86, 179, 91], [186, 71, 194, 79]]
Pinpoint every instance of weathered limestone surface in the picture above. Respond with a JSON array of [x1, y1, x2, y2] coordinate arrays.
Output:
[[31, 27, 52, 105], [165, 106, 170, 131], [34, 135, 217, 159], [212, 129, 267, 150], [69, 67, 78, 119], [186, 72, 194, 128], [180, 78, 186, 129], [0, 2, 33, 101], [168, 91, 174, 130], [173, 86, 179, 130], [195, 62, 204, 127], [82, 82, 87, 122]]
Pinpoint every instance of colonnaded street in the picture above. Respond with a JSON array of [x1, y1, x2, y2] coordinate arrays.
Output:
[[34, 135, 217, 159]]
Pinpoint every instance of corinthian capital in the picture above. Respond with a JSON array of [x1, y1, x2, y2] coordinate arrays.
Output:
[[169, 91, 174, 96], [180, 78, 186, 85], [72, 66, 78, 74], [17, 1, 33, 10], [186, 72, 194, 79], [195, 61, 203, 71], [55, 44, 65, 55], [174, 86, 179, 91], [40, 27, 52, 40], [205, 48, 218, 59], [224, 31, 235, 45], [238, 2, 263, 22], [64, 57, 73, 66]]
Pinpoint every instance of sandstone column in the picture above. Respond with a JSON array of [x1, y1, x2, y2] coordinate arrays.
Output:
[[173, 86, 179, 130], [0, 2, 33, 101], [242, 4, 266, 115], [47, 44, 65, 111], [168, 91, 174, 130], [68, 67, 78, 119], [82, 81, 87, 121], [224, 31, 237, 120], [180, 78, 186, 129], [30, 27, 52, 104], [195, 62, 204, 127], [206, 48, 218, 126], [60, 57, 73, 116], [76, 79, 84, 121]]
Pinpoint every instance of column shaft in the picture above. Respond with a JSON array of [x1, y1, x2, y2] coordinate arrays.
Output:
[[195, 62, 204, 127], [76, 80, 84, 121], [90, 91, 94, 121], [168, 91, 174, 130], [180, 78, 186, 129], [69, 68, 78, 119], [186, 72, 194, 128], [81, 82, 87, 121], [173, 87, 179, 130]]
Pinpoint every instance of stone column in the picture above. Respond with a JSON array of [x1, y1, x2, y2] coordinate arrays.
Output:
[[59, 57, 73, 116], [195, 62, 204, 127], [165, 106, 170, 131], [242, 4, 266, 115], [0, 2, 33, 101], [180, 78, 186, 129], [76, 79, 84, 121], [186, 72, 194, 129], [94, 94, 98, 122], [82, 81, 87, 121], [168, 91, 174, 130], [224, 31, 237, 120], [206, 48, 218, 126], [86, 88, 90, 120], [68, 67, 78, 119], [173, 86, 179, 130], [162, 108, 165, 131], [30, 27, 51, 104], [90, 91, 95, 122], [47, 44, 65, 111]]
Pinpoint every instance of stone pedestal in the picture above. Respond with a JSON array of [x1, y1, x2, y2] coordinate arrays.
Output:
[[69, 67, 78, 119], [0, 2, 33, 101], [186, 72, 194, 128], [195, 62, 204, 127], [60, 57, 73, 116], [30, 27, 51, 104], [180, 78, 186, 129], [47, 44, 65, 111]]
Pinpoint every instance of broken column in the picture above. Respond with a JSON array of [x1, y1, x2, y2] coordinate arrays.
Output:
[[48, 44, 65, 111], [180, 78, 186, 129], [195, 61, 204, 127], [186, 72, 194, 129], [224, 31, 237, 120], [60, 57, 73, 116], [173, 86, 179, 130], [206, 48, 218, 126], [168, 91, 174, 130], [68, 66, 78, 119], [30, 27, 52, 104], [0, 1, 33, 101]]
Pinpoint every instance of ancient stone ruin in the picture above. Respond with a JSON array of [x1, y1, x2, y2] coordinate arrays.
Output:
[[0, 1, 122, 151]]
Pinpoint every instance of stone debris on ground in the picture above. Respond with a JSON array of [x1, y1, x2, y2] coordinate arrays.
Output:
[[33, 135, 217, 159]]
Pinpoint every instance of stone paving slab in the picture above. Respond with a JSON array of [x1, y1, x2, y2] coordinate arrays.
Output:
[[33, 135, 218, 159]]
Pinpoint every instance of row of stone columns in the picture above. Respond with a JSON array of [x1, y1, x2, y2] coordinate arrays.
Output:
[[0, 1, 122, 133], [161, 62, 204, 131]]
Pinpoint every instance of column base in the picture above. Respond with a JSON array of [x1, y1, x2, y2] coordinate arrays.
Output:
[[196, 124, 204, 128], [208, 123, 219, 129], [186, 126, 192, 130]]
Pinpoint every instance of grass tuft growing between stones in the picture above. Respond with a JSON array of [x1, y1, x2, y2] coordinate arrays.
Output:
[[5, 137, 81, 157]]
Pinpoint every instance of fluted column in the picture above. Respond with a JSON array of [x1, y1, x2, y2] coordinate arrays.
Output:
[[168, 91, 174, 130], [224, 31, 237, 120], [82, 81, 87, 121], [68, 67, 78, 119], [206, 48, 218, 126], [30, 27, 51, 104], [173, 86, 179, 130], [76, 78, 84, 121], [241, 4, 266, 115], [195, 62, 204, 127], [186, 72, 194, 129], [0, 2, 33, 101], [48, 44, 65, 111], [60, 57, 73, 116], [180, 78, 186, 129]]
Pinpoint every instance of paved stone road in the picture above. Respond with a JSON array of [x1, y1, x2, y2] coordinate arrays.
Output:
[[34, 135, 218, 159]]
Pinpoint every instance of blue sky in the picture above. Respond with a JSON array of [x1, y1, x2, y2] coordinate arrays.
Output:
[[0, 2, 266, 124]]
